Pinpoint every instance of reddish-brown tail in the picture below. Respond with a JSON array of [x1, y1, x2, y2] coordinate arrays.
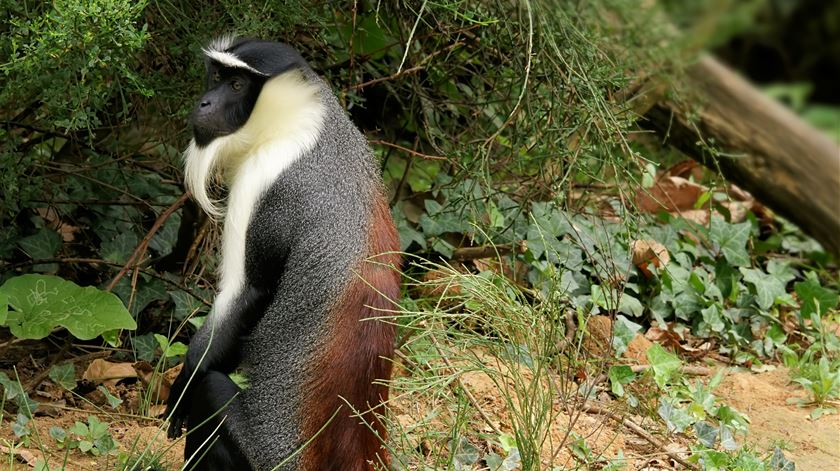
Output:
[[300, 194, 400, 470]]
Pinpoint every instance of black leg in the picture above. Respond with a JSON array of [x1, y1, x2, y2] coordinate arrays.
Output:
[[184, 370, 250, 471]]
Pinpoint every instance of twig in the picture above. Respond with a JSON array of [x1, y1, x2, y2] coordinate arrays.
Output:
[[630, 364, 712, 376], [369, 139, 447, 160], [350, 65, 424, 91], [106, 193, 190, 291], [450, 241, 528, 261], [580, 402, 699, 470]]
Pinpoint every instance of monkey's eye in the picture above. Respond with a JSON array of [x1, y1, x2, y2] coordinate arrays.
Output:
[[231, 80, 243, 91], [212, 71, 221, 83]]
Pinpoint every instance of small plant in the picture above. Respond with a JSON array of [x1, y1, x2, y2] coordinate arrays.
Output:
[[50, 415, 118, 457], [791, 357, 840, 412]]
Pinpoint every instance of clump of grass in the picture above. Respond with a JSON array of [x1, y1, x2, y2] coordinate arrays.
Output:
[[385, 257, 615, 469]]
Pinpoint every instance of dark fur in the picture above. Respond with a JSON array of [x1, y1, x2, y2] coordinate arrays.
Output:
[[166, 39, 400, 470]]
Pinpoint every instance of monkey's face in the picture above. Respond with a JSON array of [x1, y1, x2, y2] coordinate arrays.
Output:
[[191, 65, 264, 147]]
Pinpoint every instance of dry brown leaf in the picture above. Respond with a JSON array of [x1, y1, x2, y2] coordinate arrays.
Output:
[[636, 175, 707, 213], [630, 239, 670, 278], [82, 359, 137, 387], [133, 361, 182, 404], [35, 207, 79, 242], [663, 159, 704, 180], [644, 326, 684, 350], [0, 444, 38, 466]]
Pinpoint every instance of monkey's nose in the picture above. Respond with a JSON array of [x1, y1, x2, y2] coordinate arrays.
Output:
[[199, 100, 211, 108]]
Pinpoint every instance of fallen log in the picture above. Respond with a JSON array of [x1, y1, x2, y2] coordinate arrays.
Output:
[[644, 55, 840, 257]]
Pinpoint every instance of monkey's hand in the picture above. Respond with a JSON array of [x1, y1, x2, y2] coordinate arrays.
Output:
[[165, 365, 195, 439]]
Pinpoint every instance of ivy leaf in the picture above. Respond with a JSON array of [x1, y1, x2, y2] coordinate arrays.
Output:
[[740, 267, 786, 310], [169, 290, 207, 321], [112, 276, 167, 317], [0, 274, 136, 342], [97, 386, 123, 409], [48, 363, 77, 390], [148, 211, 180, 256], [608, 365, 636, 397], [795, 278, 839, 318], [0, 292, 7, 325], [646, 344, 681, 388], [18, 228, 61, 272], [49, 426, 67, 443], [131, 333, 158, 362], [0, 372, 25, 400], [770, 447, 795, 471], [100, 232, 138, 264], [710, 218, 751, 266], [612, 315, 641, 357], [452, 437, 480, 466], [658, 398, 694, 433], [18, 228, 61, 259], [693, 420, 718, 448]]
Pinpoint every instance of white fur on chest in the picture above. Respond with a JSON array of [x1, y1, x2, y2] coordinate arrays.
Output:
[[183, 71, 325, 322]]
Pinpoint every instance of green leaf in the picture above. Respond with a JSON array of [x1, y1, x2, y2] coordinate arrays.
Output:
[[49, 426, 67, 443], [154, 333, 188, 358], [148, 211, 181, 256], [0, 372, 24, 400], [87, 416, 108, 439], [770, 447, 795, 471], [795, 278, 839, 318], [739, 267, 786, 310], [100, 232, 138, 264], [48, 363, 77, 390], [452, 437, 480, 466], [0, 274, 136, 341], [112, 276, 167, 317], [612, 315, 641, 357], [97, 386, 123, 409], [710, 218, 751, 266], [18, 228, 62, 272], [719, 424, 737, 450], [0, 292, 7, 325], [69, 421, 88, 436], [646, 344, 681, 388], [78, 440, 93, 453], [18, 228, 61, 259], [169, 290, 207, 321], [131, 333, 158, 362], [693, 420, 718, 448], [12, 414, 30, 438], [658, 398, 694, 433], [498, 433, 517, 453], [608, 365, 636, 397]]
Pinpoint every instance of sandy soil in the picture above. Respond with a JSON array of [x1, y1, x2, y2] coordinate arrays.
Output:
[[717, 366, 840, 471], [1, 338, 838, 470]]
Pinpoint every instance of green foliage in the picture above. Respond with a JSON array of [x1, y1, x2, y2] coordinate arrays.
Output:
[[48, 363, 77, 390], [2, 0, 151, 131], [52, 415, 118, 456], [630, 345, 763, 456], [0, 274, 136, 345]]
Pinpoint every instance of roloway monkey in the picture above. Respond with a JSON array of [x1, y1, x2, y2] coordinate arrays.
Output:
[[165, 37, 400, 471]]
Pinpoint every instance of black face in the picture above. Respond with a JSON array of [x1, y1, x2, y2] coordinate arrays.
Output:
[[191, 65, 264, 146]]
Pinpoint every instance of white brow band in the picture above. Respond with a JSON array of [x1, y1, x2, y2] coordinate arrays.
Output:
[[203, 50, 268, 76]]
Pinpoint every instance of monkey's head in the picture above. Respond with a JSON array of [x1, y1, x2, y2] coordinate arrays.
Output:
[[191, 37, 309, 146], [184, 37, 327, 218]]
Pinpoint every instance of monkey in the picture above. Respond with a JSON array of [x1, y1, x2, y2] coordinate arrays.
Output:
[[164, 37, 401, 471]]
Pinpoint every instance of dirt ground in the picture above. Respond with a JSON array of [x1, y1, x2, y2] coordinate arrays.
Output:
[[1, 341, 838, 470], [717, 366, 840, 470]]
